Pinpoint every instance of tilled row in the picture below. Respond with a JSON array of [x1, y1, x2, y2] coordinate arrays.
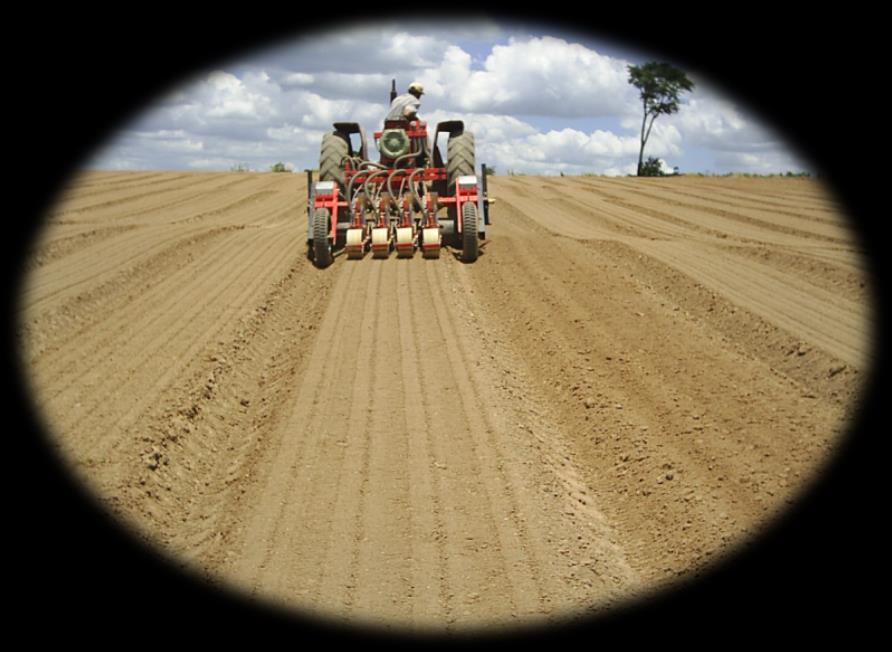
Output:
[[461, 200, 856, 592], [18, 172, 869, 634]]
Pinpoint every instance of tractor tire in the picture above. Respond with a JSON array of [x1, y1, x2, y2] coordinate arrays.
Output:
[[446, 131, 475, 246], [446, 131, 475, 190], [319, 132, 349, 190], [313, 207, 333, 268], [461, 201, 479, 263]]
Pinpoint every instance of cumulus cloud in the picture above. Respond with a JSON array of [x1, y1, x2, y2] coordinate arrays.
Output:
[[424, 110, 538, 142], [87, 24, 805, 175], [132, 69, 285, 144], [282, 72, 393, 101], [266, 124, 323, 146], [199, 71, 278, 120], [485, 128, 642, 175], [282, 72, 314, 86], [409, 113, 654, 176], [265, 32, 637, 118], [712, 149, 809, 174], [666, 93, 776, 153], [290, 91, 386, 130], [420, 36, 637, 118], [256, 26, 451, 75]]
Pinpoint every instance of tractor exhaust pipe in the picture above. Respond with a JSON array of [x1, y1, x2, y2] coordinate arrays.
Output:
[[390, 79, 397, 104]]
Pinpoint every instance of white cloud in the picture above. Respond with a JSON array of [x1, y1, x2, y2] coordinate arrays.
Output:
[[290, 91, 386, 130], [199, 71, 278, 120], [282, 72, 314, 86], [90, 156, 140, 171], [603, 163, 639, 177], [413, 118, 653, 176], [264, 32, 638, 119], [85, 24, 806, 175], [257, 27, 451, 76], [266, 124, 324, 146], [712, 149, 809, 174], [424, 110, 538, 141], [422, 36, 637, 118], [274, 69, 402, 107], [664, 84, 780, 154], [187, 157, 238, 170]]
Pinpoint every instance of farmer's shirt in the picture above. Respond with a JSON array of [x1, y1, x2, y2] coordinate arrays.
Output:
[[386, 93, 421, 121]]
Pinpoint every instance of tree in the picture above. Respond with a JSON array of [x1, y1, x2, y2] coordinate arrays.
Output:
[[640, 156, 665, 177], [627, 62, 694, 176]]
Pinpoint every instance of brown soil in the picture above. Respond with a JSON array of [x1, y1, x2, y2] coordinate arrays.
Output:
[[17, 171, 873, 633]]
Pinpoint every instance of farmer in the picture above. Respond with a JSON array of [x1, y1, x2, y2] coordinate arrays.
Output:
[[386, 82, 424, 121]]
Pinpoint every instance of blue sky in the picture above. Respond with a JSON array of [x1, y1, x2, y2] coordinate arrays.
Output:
[[86, 19, 809, 176]]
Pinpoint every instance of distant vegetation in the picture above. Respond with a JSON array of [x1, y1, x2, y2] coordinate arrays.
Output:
[[690, 171, 813, 178], [229, 162, 295, 173], [501, 170, 815, 178], [638, 156, 670, 177]]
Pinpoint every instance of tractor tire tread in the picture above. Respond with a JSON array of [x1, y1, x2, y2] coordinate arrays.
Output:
[[320, 132, 349, 190], [313, 208, 333, 268]]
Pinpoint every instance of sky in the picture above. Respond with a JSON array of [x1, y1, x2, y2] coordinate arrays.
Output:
[[86, 19, 811, 176]]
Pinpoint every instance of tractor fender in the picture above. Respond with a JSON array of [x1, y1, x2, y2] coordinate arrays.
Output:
[[332, 122, 368, 160], [434, 120, 465, 136]]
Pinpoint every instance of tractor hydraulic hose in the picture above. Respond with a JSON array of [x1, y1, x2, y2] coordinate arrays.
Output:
[[387, 168, 400, 199], [346, 171, 362, 203], [346, 160, 386, 201], [387, 165, 416, 199], [362, 169, 390, 203], [408, 167, 425, 211], [392, 167, 424, 213], [386, 147, 423, 197], [392, 147, 422, 170], [398, 176, 408, 200], [341, 156, 363, 200]]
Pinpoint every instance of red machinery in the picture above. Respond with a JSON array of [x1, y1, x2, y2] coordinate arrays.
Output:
[[306, 84, 491, 268]]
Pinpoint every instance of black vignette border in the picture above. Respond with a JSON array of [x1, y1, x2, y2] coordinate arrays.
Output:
[[8, 4, 884, 644]]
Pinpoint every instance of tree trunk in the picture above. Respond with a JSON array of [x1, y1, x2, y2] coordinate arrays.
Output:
[[644, 113, 658, 151], [638, 110, 660, 177], [638, 100, 648, 176]]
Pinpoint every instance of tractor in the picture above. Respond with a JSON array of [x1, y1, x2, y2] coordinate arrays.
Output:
[[306, 80, 491, 267]]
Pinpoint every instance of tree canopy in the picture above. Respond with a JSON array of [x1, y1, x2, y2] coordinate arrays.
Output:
[[627, 62, 694, 176]]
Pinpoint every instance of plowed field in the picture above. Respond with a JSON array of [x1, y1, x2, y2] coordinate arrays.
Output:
[[17, 171, 872, 631]]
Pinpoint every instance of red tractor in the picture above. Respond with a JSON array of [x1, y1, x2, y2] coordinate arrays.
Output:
[[306, 82, 491, 267]]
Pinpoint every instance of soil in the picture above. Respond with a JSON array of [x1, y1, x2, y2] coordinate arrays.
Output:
[[17, 171, 873, 633]]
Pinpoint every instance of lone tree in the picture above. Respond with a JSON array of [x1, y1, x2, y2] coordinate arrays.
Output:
[[627, 62, 694, 176]]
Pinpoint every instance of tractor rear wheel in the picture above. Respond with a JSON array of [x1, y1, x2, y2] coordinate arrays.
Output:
[[320, 132, 349, 190], [313, 208, 333, 268], [461, 201, 479, 263], [446, 131, 475, 246], [446, 131, 475, 190]]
